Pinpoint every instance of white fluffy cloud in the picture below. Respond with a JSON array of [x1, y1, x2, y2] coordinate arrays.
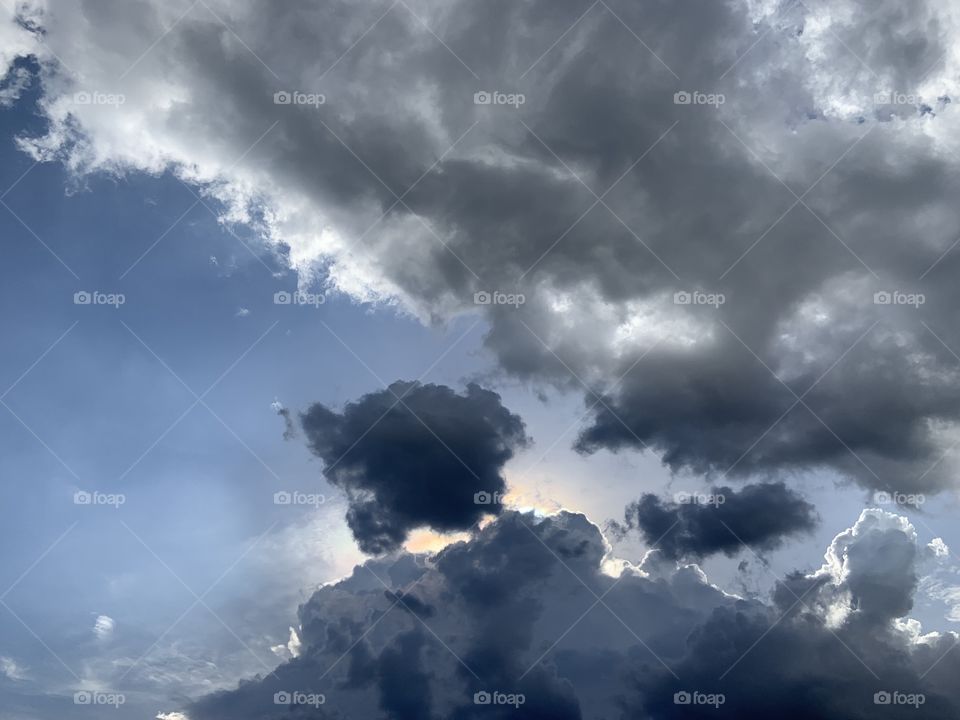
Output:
[[92, 614, 115, 641]]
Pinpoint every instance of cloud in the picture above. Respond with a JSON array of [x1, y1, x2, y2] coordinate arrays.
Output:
[[270, 626, 302, 661], [92, 614, 115, 641], [614, 482, 819, 560], [0, 2, 39, 107], [301, 381, 528, 553], [4, 0, 960, 494], [631, 509, 960, 719], [0, 656, 27, 681], [271, 399, 296, 440], [177, 508, 960, 719]]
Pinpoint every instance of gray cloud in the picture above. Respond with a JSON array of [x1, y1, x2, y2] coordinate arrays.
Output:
[[614, 482, 818, 560], [181, 508, 958, 720], [301, 381, 528, 553], [4, 0, 960, 495]]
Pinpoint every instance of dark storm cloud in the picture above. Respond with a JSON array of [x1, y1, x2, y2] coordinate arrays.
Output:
[[376, 631, 434, 720], [12, 0, 960, 493], [186, 508, 959, 720], [572, 322, 960, 492], [630, 513, 954, 719], [300, 381, 528, 553], [616, 483, 818, 560]]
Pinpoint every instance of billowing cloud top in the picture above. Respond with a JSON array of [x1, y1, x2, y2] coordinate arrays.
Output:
[[5, 0, 960, 493], [301, 381, 528, 553], [176, 508, 959, 719]]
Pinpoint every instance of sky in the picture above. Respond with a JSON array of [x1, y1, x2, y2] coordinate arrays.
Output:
[[4, 0, 960, 718]]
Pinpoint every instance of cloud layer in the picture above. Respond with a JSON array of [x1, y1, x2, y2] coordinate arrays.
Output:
[[5, 0, 960, 493]]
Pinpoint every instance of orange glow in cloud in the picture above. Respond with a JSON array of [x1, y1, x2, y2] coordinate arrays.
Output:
[[403, 528, 471, 554]]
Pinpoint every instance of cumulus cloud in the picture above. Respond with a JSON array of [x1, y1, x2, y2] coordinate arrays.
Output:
[[0, 2, 39, 106], [3, 0, 960, 494], [614, 482, 818, 560], [175, 508, 960, 719], [0, 656, 26, 681], [270, 626, 303, 661], [301, 381, 528, 553], [92, 613, 115, 641]]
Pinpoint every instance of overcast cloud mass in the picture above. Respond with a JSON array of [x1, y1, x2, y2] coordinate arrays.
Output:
[[4, 0, 960, 718]]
